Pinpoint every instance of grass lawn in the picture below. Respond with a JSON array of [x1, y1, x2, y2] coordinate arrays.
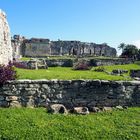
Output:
[[20, 56, 123, 61], [0, 108, 139, 140], [16, 64, 140, 80]]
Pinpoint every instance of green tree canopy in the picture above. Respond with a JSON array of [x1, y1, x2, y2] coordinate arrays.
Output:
[[121, 44, 139, 59], [118, 43, 126, 52]]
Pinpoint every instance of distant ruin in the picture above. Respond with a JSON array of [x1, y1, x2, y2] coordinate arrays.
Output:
[[0, 9, 12, 64], [0, 9, 117, 64], [11, 35, 117, 59]]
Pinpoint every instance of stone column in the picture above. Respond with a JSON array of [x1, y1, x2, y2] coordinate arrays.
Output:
[[0, 9, 12, 65]]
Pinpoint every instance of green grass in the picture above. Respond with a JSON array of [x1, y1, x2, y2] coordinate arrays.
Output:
[[20, 57, 31, 61], [16, 64, 140, 80], [20, 56, 123, 61], [0, 108, 139, 140], [96, 63, 140, 72]]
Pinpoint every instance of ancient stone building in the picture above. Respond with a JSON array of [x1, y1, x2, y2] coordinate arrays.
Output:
[[12, 36, 117, 59], [0, 9, 12, 64], [11, 35, 25, 60]]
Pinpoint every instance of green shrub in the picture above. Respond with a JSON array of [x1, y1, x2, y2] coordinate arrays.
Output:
[[0, 62, 17, 85], [94, 66, 106, 72], [73, 60, 90, 70], [62, 59, 73, 67]]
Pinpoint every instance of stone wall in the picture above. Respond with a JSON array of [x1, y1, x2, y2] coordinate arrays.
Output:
[[89, 58, 134, 66], [12, 36, 117, 58], [20, 58, 133, 69], [46, 58, 133, 67], [11, 35, 25, 60], [130, 70, 140, 78], [0, 9, 12, 65], [0, 80, 139, 108], [24, 38, 51, 57], [46, 59, 73, 67]]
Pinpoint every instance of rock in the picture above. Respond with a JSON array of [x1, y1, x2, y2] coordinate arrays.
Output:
[[0, 96, 5, 101], [130, 70, 140, 78], [24, 59, 48, 70], [21, 96, 35, 108], [26, 98, 35, 108], [102, 107, 113, 112], [134, 77, 140, 81], [6, 96, 18, 101], [47, 104, 68, 114], [73, 107, 89, 115], [37, 59, 48, 69], [10, 101, 21, 108], [27, 60, 38, 69], [112, 69, 128, 75], [116, 105, 124, 110], [89, 107, 101, 113], [123, 106, 128, 109], [0, 100, 9, 107]]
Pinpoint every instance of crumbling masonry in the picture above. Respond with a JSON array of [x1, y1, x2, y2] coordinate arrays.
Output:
[[0, 9, 12, 65], [12, 35, 117, 59]]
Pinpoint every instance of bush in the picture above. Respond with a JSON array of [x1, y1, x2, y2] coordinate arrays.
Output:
[[73, 60, 90, 70], [0, 62, 17, 85], [62, 59, 73, 67], [13, 61, 28, 69], [94, 66, 105, 72]]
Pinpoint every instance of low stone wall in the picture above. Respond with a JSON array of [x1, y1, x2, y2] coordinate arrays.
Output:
[[46, 59, 73, 67], [20, 58, 133, 68], [46, 58, 134, 67], [130, 70, 140, 78], [89, 59, 134, 66], [0, 80, 140, 108]]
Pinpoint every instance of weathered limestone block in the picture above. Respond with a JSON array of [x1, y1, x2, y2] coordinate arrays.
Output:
[[89, 107, 101, 113], [73, 107, 89, 115], [102, 107, 113, 112], [10, 101, 21, 108], [26, 98, 35, 108], [6, 96, 18, 101], [0, 9, 12, 65], [47, 104, 68, 114], [21, 96, 35, 108], [116, 105, 124, 110]]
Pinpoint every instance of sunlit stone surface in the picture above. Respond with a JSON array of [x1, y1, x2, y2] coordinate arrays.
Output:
[[0, 9, 12, 65]]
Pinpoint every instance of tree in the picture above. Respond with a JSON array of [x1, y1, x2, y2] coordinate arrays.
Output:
[[118, 43, 126, 53], [121, 44, 138, 59]]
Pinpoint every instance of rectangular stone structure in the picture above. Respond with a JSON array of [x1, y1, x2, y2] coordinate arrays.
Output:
[[0, 9, 12, 65]]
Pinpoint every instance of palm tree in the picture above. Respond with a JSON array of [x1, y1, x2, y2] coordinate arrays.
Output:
[[118, 43, 126, 53]]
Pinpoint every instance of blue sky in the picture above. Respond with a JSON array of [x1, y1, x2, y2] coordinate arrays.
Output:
[[1, 0, 140, 54]]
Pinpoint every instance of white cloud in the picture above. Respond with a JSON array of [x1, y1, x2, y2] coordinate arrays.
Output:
[[132, 40, 140, 49]]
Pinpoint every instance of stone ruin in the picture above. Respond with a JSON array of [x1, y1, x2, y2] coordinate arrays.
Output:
[[0, 9, 12, 65], [0, 9, 117, 61], [11, 35, 117, 59]]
